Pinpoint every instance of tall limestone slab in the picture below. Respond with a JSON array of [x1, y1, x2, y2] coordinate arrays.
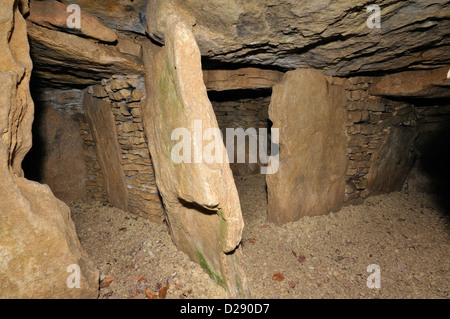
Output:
[[142, 16, 249, 298], [267, 69, 348, 224], [0, 0, 98, 298], [84, 93, 129, 212]]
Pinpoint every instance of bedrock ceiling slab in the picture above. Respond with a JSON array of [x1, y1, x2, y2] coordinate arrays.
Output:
[[28, 0, 118, 43], [59, 0, 148, 34], [203, 67, 283, 91], [27, 22, 143, 89], [146, 0, 450, 76]]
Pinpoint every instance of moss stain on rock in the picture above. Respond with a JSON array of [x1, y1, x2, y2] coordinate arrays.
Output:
[[158, 54, 185, 160], [196, 248, 227, 291]]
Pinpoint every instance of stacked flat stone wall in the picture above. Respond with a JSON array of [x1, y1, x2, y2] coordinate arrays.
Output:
[[86, 75, 164, 222], [338, 76, 418, 203], [210, 95, 271, 176]]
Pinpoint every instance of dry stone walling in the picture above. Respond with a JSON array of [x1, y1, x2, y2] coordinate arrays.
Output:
[[84, 76, 164, 222]]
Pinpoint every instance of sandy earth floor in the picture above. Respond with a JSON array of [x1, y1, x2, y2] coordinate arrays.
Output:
[[70, 175, 449, 299]]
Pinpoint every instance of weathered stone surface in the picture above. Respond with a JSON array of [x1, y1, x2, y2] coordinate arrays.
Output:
[[28, 0, 117, 43], [142, 16, 248, 297], [59, 0, 148, 35], [405, 130, 450, 194], [0, 174, 99, 298], [0, 0, 98, 298], [266, 69, 347, 224], [27, 22, 143, 89], [84, 93, 128, 212], [38, 89, 85, 120], [147, 0, 450, 76], [369, 68, 450, 99], [24, 101, 87, 203], [203, 67, 283, 91], [0, 6, 33, 176], [367, 126, 419, 195], [85, 76, 165, 222]]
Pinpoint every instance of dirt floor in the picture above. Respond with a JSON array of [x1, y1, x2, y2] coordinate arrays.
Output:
[[70, 175, 449, 299]]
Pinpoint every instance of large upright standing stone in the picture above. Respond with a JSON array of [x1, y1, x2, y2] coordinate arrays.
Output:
[[0, 0, 98, 298], [84, 93, 128, 211], [142, 16, 249, 298], [267, 69, 348, 224]]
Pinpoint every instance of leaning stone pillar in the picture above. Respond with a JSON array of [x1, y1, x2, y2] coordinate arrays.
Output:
[[142, 16, 249, 298]]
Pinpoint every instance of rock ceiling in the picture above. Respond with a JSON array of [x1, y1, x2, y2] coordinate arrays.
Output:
[[26, 0, 450, 89]]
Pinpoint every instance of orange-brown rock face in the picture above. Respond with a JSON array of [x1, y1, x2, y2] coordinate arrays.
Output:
[[28, 0, 118, 43], [369, 68, 450, 99], [266, 69, 348, 224], [0, 0, 98, 299]]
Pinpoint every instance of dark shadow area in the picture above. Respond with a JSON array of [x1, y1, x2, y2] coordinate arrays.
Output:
[[22, 80, 46, 182], [414, 129, 450, 219], [207, 88, 272, 102], [178, 198, 219, 216], [201, 56, 287, 72], [389, 97, 450, 106], [409, 97, 450, 220]]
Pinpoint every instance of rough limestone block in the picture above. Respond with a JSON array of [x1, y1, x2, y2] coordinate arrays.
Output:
[[267, 69, 348, 224], [202, 68, 283, 91], [84, 92, 128, 211], [26, 22, 143, 88], [28, 0, 117, 43], [0, 0, 98, 298], [369, 68, 450, 99], [0, 169, 99, 298], [367, 126, 419, 195], [142, 16, 249, 298]]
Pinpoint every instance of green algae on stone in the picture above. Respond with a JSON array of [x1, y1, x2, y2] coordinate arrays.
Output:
[[196, 248, 227, 290]]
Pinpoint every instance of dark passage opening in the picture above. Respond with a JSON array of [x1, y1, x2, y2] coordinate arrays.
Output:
[[23, 82, 88, 203], [404, 98, 450, 219], [207, 88, 273, 224]]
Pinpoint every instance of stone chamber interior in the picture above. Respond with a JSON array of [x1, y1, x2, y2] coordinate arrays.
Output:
[[22, 71, 450, 224], [2, 0, 450, 299], [20, 64, 450, 299], [23, 72, 278, 223]]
